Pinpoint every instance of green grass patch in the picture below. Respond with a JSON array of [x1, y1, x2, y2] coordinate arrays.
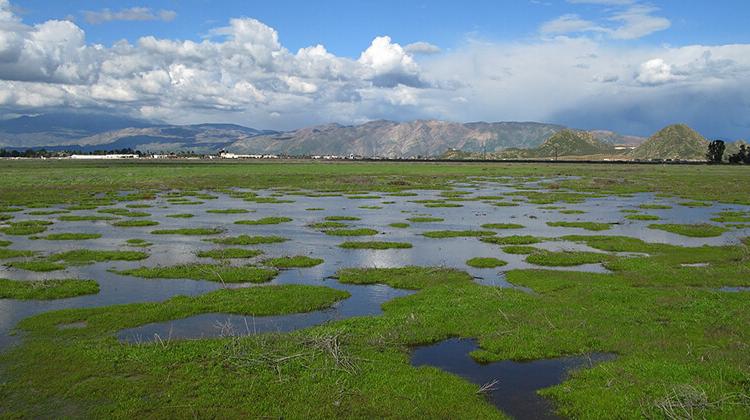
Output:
[[113, 220, 159, 227], [466, 257, 508, 268], [0, 220, 52, 235], [481, 223, 524, 230], [711, 211, 750, 223], [50, 250, 148, 264], [196, 248, 263, 259], [151, 228, 224, 235], [525, 250, 613, 267], [0, 279, 99, 300], [407, 217, 444, 223], [309, 221, 349, 229], [625, 214, 661, 221], [235, 217, 293, 225], [559, 210, 586, 215], [116, 264, 278, 283], [166, 213, 194, 218], [36, 233, 102, 241], [481, 235, 544, 245], [679, 201, 712, 208], [546, 221, 612, 231], [325, 216, 360, 221], [638, 204, 672, 210], [336, 266, 472, 289], [0, 248, 36, 259], [124, 239, 152, 247], [5, 260, 67, 272], [263, 256, 324, 268], [502, 245, 539, 255], [424, 202, 462, 208], [389, 222, 409, 228], [648, 223, 728, 238]]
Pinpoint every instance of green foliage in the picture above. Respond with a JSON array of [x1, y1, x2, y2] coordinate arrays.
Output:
[[502, 245, 538, 255], [124, 239, 152, 247], [35, 233, 101, 241], [116, 264, 278, 283], [0, 248, 36, 259], [263, 256, 324, 268], [639, 204, 672, 210], [166, 213, 194, 218], [480, 223, 524, 229], [336, 266, 473, 290], [0, 220, 52, 235], [196, 248, 263, 259], [0, 279, 99, 300], [466, 257, 508, 268], [482, 235, 544, 245], [5, 260, 67, 272], [546, 221, 612, 231], [648, 223, 728, 238], [235, 217, 293, 225], [625, 214, 661, 221], [406, 217, 444, 223], [525, 251, 612, 267], [50, 250, 149, 264]]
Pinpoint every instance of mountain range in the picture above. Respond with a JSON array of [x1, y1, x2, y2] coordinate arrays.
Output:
[[0, 113, 276, 152], [0, 112, 644, 157]]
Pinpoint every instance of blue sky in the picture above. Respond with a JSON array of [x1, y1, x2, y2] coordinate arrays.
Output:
[[2, 0, 750, 139], [16, 0, 750, 56]]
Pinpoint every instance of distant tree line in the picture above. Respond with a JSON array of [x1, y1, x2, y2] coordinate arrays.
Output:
[[0, 148, 143, 158], [706, 140, 750, 164]]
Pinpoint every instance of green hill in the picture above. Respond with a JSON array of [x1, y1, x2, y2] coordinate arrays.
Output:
[[498, 130, 616, 159], [533, 130, 615, 158], [631, 124, 708, 161]]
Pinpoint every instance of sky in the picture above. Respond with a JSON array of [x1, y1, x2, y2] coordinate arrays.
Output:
[[1, 0, 750, 138]]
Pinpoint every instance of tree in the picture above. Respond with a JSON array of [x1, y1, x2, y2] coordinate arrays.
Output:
[[728, 144, 748, 164], [706, 140, 725, 163]]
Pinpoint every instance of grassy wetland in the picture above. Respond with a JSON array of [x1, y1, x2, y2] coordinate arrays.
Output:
[[0, 160, 749, 419]]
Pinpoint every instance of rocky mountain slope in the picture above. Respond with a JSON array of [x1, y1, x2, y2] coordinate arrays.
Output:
[[227, 120, 640, 158], [0, 113, 275, 152], [630, 124, 709, 161], [1, 112, 645, 157]]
